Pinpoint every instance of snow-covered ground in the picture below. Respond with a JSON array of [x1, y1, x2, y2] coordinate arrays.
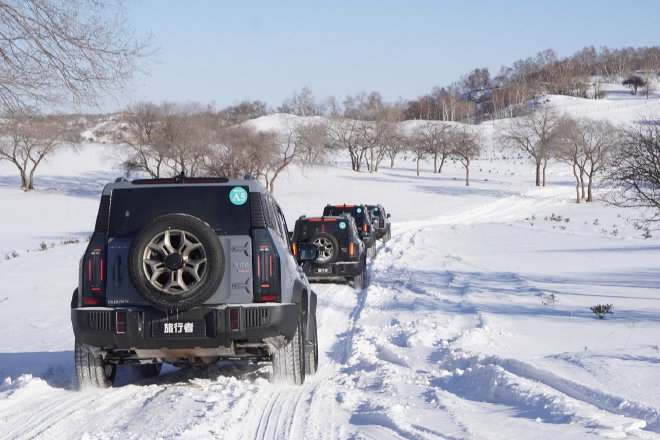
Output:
[[0, 88, 659, 439]]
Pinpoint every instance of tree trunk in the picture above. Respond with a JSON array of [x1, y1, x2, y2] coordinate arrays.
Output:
[[416, 158, 420, 176], [28, 167, 36, 190], [542, 157, 548, 187], [535, 160, 541, 186], [572, 163, 580, 203], [579, 169, 586, 199], [433, 153, 438, 174], [19, 169, 27, 190], [586, 172, 594, 202], [465, 163, 470, 186], [389, 155, 395, 167], [438, 154, 446, 174]]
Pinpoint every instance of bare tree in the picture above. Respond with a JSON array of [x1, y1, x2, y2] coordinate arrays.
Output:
[[555, 117, 589, 203], [450, 127, 481, 186], [414, 122, 454, 174], [114, 102, 168, 178], [279, 86, 325, 116], [581, 120, 619, 201], [384, 128, 405, 168], [116, 102, 215, 178], [606, 121, 660, 223], [324, 117, 365, 171], [0, 112, 78, 190], [499, 106, 562, 186], [160, 103, 215, 177], [0, 0, 151, 110], [297, 121, 330, 164], [262, 118, 327, 193], [407, 131, 429, 177], [204, 125, 275, 180]]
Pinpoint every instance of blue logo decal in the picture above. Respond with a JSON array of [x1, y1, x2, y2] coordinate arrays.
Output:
[[339, 221, 346, 230], [229, 187, 248, 206], [356, 207, 362, 213]]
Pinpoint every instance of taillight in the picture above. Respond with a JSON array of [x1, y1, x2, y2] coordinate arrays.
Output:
[[89, 248, 103, 290], [349, 242, 356, 260], [253, 229, 280, 302], [81, 233, 107, 306], [362, 223, 368, 233], [229, 308, 240, 331], [379, 218, 384, 228], [115, 310, 126, 333], [292, 242, 298, 257]]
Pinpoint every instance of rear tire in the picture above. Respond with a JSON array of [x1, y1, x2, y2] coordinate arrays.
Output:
[[271, 316, 306, 385], [305, 318, 319, 375], [75, 341, 116, 389], [310, 232, 340, 265], [353, 269, 364, 290]]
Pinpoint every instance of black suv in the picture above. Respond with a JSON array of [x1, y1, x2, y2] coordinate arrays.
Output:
[[71, 176, 319, 388], [367, 204, 391, 242], [322, 204, 376, 258], [292, 215, 368, 289]]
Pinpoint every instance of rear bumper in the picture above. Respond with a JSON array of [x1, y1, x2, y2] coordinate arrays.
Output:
[[303, 260, 363, 280], [71, 303, 299, 351]]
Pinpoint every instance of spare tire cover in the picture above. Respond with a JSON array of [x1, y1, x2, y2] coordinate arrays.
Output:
[[128, 213, 224, 311]]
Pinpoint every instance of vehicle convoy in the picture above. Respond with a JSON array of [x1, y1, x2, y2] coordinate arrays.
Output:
[[71, 175, 319, 388], [291, 215, 368, 289], [366, 204, 391, 242], [321, 204, 377, 257]]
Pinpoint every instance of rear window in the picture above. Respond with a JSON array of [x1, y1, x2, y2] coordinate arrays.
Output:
[[323, 206, 367, 225], [108, 186, 251, 238], [295, 219, 352, 242]]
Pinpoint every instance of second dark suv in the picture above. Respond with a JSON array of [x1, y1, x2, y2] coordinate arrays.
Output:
[[71, 175, 319, 388], [292, 215, 368, 289], [322, 204, 376, 258], [367, 204, 391, 242]]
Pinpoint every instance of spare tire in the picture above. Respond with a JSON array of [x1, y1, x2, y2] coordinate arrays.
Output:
[[310, 232, 340, 265], [128, 213, 224, 311]]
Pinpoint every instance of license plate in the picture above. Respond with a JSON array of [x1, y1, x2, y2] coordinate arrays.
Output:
[[316, 268, 331, 274], [152, 320, 205, 337]]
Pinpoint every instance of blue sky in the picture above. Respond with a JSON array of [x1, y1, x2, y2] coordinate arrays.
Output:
[[121, 0, 660, 110]]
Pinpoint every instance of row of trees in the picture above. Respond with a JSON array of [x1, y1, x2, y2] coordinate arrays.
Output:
[[2, 101, 658, 226], [115, 102, 328, 193], [499, 106, 618, 202], [406, 46, 660, 122]]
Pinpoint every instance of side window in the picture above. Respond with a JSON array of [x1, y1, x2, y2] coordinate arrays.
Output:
[[264, 196, 279, 231], [269, 198, 289, 246], [276, 207, 291, 248]]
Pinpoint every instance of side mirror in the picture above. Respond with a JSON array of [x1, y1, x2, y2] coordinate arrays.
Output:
[[386, 214, 391, 218], [297, 243, 318, 263]]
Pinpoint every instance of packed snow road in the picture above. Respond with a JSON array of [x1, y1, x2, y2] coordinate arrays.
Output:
[[1, 186, 659, 439]]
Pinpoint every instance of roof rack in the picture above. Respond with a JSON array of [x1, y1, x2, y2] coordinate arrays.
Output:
[[132, 173, 230, 185]]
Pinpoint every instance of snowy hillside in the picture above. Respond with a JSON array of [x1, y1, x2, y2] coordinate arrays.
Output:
[[1, 87, 659, 439]]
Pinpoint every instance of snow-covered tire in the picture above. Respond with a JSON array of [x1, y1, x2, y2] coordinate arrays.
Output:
[[305, 317, 319, 375], [271, 316, 306, 385], [353, 267, 365, 290], [75, 341, 116, 389]]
